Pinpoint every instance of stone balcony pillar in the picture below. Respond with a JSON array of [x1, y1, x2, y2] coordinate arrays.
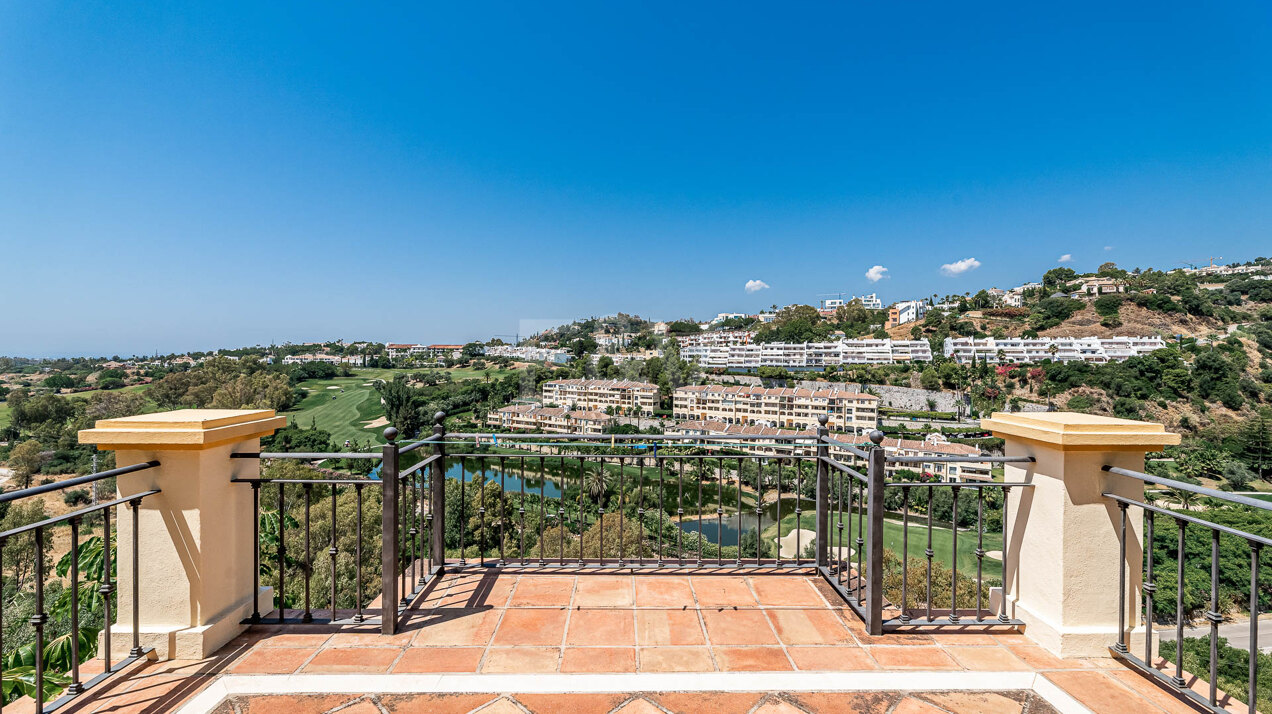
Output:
[[981, 412, 1179, 658], [79, 409, 285, 660]]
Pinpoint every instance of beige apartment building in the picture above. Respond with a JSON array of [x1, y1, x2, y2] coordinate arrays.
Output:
[[542, 378, 659, 416], [672, 385, 878, 434], [485, 404, 610, 434], [880, 433, 992, 481]]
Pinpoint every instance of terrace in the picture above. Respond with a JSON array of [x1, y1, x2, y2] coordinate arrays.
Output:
[[0, 409, 1262, 713]]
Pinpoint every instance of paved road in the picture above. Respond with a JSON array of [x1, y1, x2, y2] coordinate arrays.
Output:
[[1157, 618, 1272, 653]]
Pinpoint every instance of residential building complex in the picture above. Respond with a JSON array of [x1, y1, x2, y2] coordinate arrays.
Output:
[[880, 433, 992, 481], [1079, 277, 1127, 295], [280, 353, 366, 366], [886, 300, 927, 328], [674, 330, 755, 348], [485, 404, 610, 434], [385, 343, 464, 361], [673, 384, 879, 434], [820, 293, 883, 310], [942, 335, 1168, 364], [680, 339, 932, 370], [668, 420, 819, 456], [542, 378, 659, 416], [483, 344, 571, 364]]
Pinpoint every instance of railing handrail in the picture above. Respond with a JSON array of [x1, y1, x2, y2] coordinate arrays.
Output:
[[820, 454, 868, 483], [819, 435, 870, 459], [882, 480, 1031, 488], [0, 460, 160, 505], [0, 489, 161, 540], [230, 477, 380, 486], [1103, 464, 1272, 513], [399, 452, 441, 478], [451, 431, 823, 442], [398, 433, 443, 454], [1104, 492, 1272, 548], [886, 454, 1035, 464], [231, 451, 382, 460]]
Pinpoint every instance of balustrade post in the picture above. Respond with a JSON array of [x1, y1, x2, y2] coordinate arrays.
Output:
[[430, 412, 447, 572], [814, 417, 830, 568], [78, 409, 284, 659], [379, 428, 400, 634], [866, 430, 886, 636], [982, 412, 1179, 657]]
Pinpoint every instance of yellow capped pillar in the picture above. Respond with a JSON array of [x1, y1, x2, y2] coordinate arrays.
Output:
[[80, 409, 285, 659], [981, 412, 1179, 658]]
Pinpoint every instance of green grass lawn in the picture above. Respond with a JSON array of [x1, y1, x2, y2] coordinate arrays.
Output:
[[763, 511, 1004, 580], [0, 400, 10, 430], [285, 376, 386, 446]]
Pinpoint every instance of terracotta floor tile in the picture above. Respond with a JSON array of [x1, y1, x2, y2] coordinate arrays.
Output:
[[412, 609, 502, 647], [435, 574, 514, 608], [751, 699, 808, 714], [933, 633, 1002, 646], [573, 576, 635, 607], [712, 646, 793, 671], [1005, 644, 1087, 670], [916, 692, 1026, 714], [491, 608, 570, 646], [1104, 669, 1216, 713], [391, 647, 484, 672], [509, 576, 576, 607], [560, 646, 637, 672], [749, 578, 826, 607], [991, 632, 1033, 645], [473, 698, 530, 714], [566, 609, 635, 646], [866, 646, 959, 669], [379, 694, 500, 714], [1044, 671, 1156, 714], [787, 646, 877, 671], [301, 646, 401, 673], [238, 694, 354, 713], [515, 693, 630, 714], [226, 647, 313, 674], [634, 576, 696, 607], [654, 692, 766, 714], [892, 697, 951, 714], [611, 699, 666, 714], [325, 629, 415, 647], [636, 609, 706, 646], [250, 632, 333, 648], [765, 609, 854, 645], [944, 645, 1031, 671], [88, 675, 201, 714], [480, 647, 560, 673], [701, 609, 780, 645], [691, 576, 757, 607], [638, 646, 716, 672], [788, 691, 900, 714]]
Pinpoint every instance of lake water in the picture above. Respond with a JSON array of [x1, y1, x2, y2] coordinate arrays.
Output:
[[372, 455, 567, 499], [677, 497, 814, 546]]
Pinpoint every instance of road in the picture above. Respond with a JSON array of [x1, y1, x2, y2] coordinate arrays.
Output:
[[1157, 618, 1272, 653]]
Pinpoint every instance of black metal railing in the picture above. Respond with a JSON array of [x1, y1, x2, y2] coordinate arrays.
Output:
[[1103, 464, 1269, 714], [0, 460, 162, 714]]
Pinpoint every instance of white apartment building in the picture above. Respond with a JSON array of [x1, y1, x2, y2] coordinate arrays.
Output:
[[887, 300, 927, 328], [483, 344, 571, 364], [673, 385, 879, 434], [880, 434, 992, 482], [679, 339, 933, 369], [542, 378, 659, 416], [675, 330, 755, 348], [281, 353, 366, 366], [669, 420, 820, 457], [485, 405, 610, 435], [821, 293, 883, 311], [942, 336, 1168, 364], [710, 312, 749, 324], [386, 343, 429, 360], [1079, 278, 1127, 295]]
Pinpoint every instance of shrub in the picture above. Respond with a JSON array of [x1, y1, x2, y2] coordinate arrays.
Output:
[[62, 489, 91, 506]]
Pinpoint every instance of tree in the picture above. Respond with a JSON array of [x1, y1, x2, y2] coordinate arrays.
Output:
[[919, 367, 940, 391], [1042, 267, 1078, 289], [1241, 409, 1272, 478], [377, 375, 422, 438], [1098, 261, 1118, 275], [41, 375, 74, 390], [8, 439, 44, 489]]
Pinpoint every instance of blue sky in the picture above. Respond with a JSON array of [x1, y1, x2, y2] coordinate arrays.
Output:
[[2, 2, 1270, 357]]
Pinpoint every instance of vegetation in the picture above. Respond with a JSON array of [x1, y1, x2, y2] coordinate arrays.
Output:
[[1159, 637, 1271, 712]]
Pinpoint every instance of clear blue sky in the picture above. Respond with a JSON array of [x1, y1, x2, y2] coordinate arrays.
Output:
[[3, 2, 1270, 357]]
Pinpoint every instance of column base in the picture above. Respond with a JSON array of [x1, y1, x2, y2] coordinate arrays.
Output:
[[1009, 597, 1150, 658], [102, 586, 273, 660]]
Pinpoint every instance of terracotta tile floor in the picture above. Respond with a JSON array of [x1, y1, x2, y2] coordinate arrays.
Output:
[[55, 572, 1224, 714]]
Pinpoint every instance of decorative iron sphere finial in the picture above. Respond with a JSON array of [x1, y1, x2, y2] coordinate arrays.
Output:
[[383, 426, 399, 443], [817, 414, 829, 426], [433, 411, 446, 425], [869, 429, 884, 445]]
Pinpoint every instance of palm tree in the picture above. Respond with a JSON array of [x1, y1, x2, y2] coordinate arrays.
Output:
[[1171, 488, 1199, 510]]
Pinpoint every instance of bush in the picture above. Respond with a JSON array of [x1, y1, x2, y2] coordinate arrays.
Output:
[[62, 489, 91, 506], [1066, 395, 1094, 412], [1159, 637, 1271, 712], [96, 378, 125, 390]]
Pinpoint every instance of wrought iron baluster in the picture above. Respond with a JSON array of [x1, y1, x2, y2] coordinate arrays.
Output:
[[999, 486, 1011, 624], [619, 457, 626, 567], [657, 456, 665, 567], [835, 472, 845, 585], [251, 483, 261, 623], [330, 485, 339, 622], [34, 526, 46, 714], [856, 478, 864, 600], [479, 458, 487, 566], [303, 483, 313, 622], [519, 457, 527, 566], [459, 459, 466, 565], [736, 457, 744, 567], [774, 455, 782, 568], [499, 456, 507, 566], [950, 485, 960, 623], [1144, 510, 1155, 666], [899, 489, 911, 622], [638, 458, 646, 567], [1172, 519, 1186, 688], [1115, 502, 1128, 654], [677, 459, 684, 567], [1249, 544, 1261, 714], [794, 458, 803, 566], [277, 485, 286, 623], [102, 506, 113, 668], [558, 458, 565, 566], [67, 517, 82, 695], [599, 458, 606, 568], [538, 456, 547, 567], [755, 458, 765, 567], [696, 457, 704, 567], [354, 483, 364, 622], [1207, 529, 1221, 707], [975, 488, 985, 622], [925, 485, 934, 622], [715, 458, 723, 567], [577, 457, 586, 567]]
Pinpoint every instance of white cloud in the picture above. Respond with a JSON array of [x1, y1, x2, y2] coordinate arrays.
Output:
[[864, 265, 889, 282], [744, 279, 770, 293], [1058, 254, 1073, 263], [1104, 246, 1113, 251], [939, 257, 981, 277]]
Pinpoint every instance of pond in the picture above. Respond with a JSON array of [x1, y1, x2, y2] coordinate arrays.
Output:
[[371, 455, 568, 499], [677, 496, 814, 547]]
